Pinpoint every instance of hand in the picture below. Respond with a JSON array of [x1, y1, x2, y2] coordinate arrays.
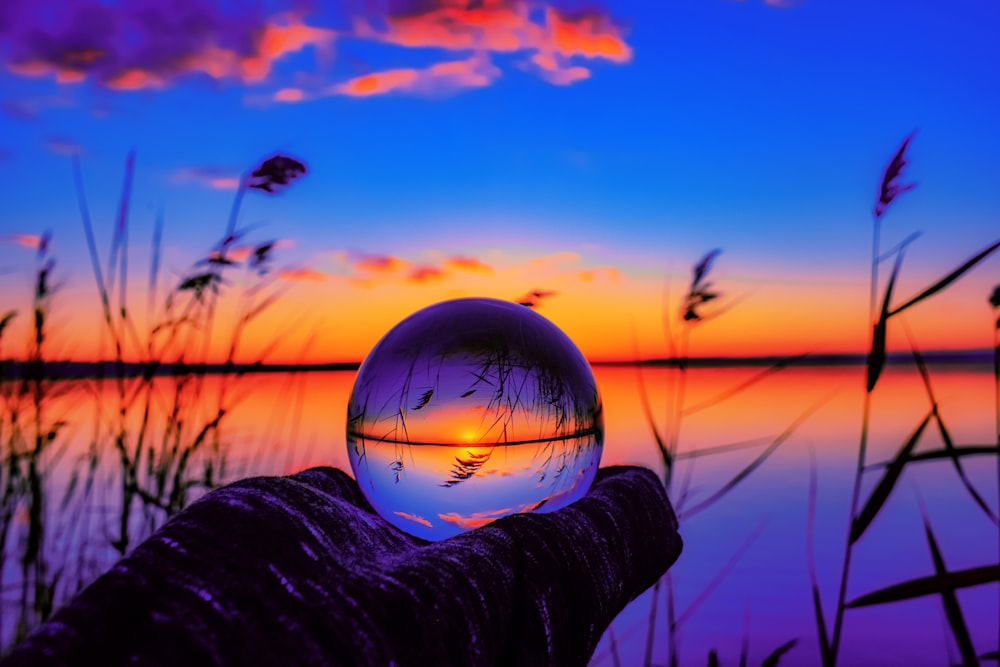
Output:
[[3, 466, 681, 667]]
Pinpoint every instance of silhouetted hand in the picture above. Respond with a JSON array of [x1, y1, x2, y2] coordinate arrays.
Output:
[[2, 466, 681, 667]]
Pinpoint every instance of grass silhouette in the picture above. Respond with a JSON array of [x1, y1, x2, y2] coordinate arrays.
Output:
[[820, 133, 1000, 667], [0, 150, 309, 649], [1, 135, 998, 663], [626, 248, 818, 667], [608, 132, 1000, 667]]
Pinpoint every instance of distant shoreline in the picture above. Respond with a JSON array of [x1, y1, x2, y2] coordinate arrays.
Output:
[[0, 349, 994, 380]]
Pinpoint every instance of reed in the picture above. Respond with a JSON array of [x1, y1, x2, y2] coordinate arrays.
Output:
[[816, 133, 1000, 667], [618, 131, 1000, 666], [628, 248, 817, 667], [992, 283, 1000, 662], [0, 152, 308, 650]]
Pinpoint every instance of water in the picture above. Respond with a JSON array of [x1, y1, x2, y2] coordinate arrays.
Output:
[[0, 363, 996, 664], [346, 298, 604, 540], [347, 435, 601, 540]]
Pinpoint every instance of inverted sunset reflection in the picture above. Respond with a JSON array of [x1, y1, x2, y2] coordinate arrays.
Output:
[[346, 298, 604, 540]]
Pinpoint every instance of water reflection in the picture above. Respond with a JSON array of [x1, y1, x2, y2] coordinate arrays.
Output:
[[348, 434, 601, 540], [0, 364, 994, 664], [346, 299, 604, 540]]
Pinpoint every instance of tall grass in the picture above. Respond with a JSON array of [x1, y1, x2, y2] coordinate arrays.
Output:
[[627, 249, 821, 667], [0, 152, 307, 650], [618, 132, 1000, 666], [814, 133, 1000, 666]]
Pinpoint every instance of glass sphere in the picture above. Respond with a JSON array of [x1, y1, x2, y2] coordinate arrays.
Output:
[[347, 298, 604, 541]]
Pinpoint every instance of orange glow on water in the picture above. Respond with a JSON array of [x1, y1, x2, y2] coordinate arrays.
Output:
[[5, 363, 995, 655]]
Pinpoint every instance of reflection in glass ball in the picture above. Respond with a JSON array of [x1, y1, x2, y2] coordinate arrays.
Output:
[[347, 298, 604, 541]]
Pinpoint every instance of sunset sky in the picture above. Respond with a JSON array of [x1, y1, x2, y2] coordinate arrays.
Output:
[[1, 0, 999, 363]]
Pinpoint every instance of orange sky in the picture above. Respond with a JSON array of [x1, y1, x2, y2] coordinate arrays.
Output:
[[3, 242, 997, 365]]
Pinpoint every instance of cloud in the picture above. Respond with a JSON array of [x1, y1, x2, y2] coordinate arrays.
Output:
[[437, 507, 513, 530], [393, 511, 433, 528], [2, 2, 335, 91], [353, 1, 631, 92], [407, 265, 448, 283], [172, 165, 241, 190], [336, 67, 418, 97], [359, 1, 631, 63], [530, 52, 589, 85], [333, 53, 500, 97], [444, 255, 493, 274], [3, 0, 631, 99], [355, 1, 533, 52], [331, 247, 619, 294], [355, 254, 410, 273], [4, 233, 44, 249], [279, 267, 327, 281], [545, 8, 631, 62], [273, 86, 305, 102]]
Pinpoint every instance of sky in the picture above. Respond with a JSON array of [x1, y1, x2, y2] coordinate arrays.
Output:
[[0, 0, 999, 364]]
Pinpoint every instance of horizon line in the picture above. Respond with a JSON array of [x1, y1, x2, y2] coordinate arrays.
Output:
[[0, 348, 994, 380]]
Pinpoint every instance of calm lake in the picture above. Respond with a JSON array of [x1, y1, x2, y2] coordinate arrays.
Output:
[[1, 364, 996, 665]]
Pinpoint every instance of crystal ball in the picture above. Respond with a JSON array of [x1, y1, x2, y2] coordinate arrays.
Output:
[[347, 297, 604, 541]]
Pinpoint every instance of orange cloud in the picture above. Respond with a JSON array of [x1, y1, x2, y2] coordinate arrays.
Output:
[[5, 234, 43, 250], [273, 87, 306, 103], [337, 68, 419, 97], [332, 247, 607, 292], [546, 8, 632, 62], [106, 69, 161, 90], [394, 511, 433, 528], [444, 256, 494, 274], [279, 268, 327, 282], [7, 2, 630, 100], [334, 54, 499, 97], [356, 255, 410, 273], [408, 266, 448, 283], [257, 20, 337, 68], [531, 53, 590, 85], [193, 17, 335, 86], [56, 69, 87, 84], [437, 507, 513, 530], [360, 1, 535, 52], [362, 1, 631, 64], [343, 1, 630, 94]]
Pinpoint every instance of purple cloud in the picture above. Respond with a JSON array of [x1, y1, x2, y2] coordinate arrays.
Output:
[[0, 0, 334, 90]]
